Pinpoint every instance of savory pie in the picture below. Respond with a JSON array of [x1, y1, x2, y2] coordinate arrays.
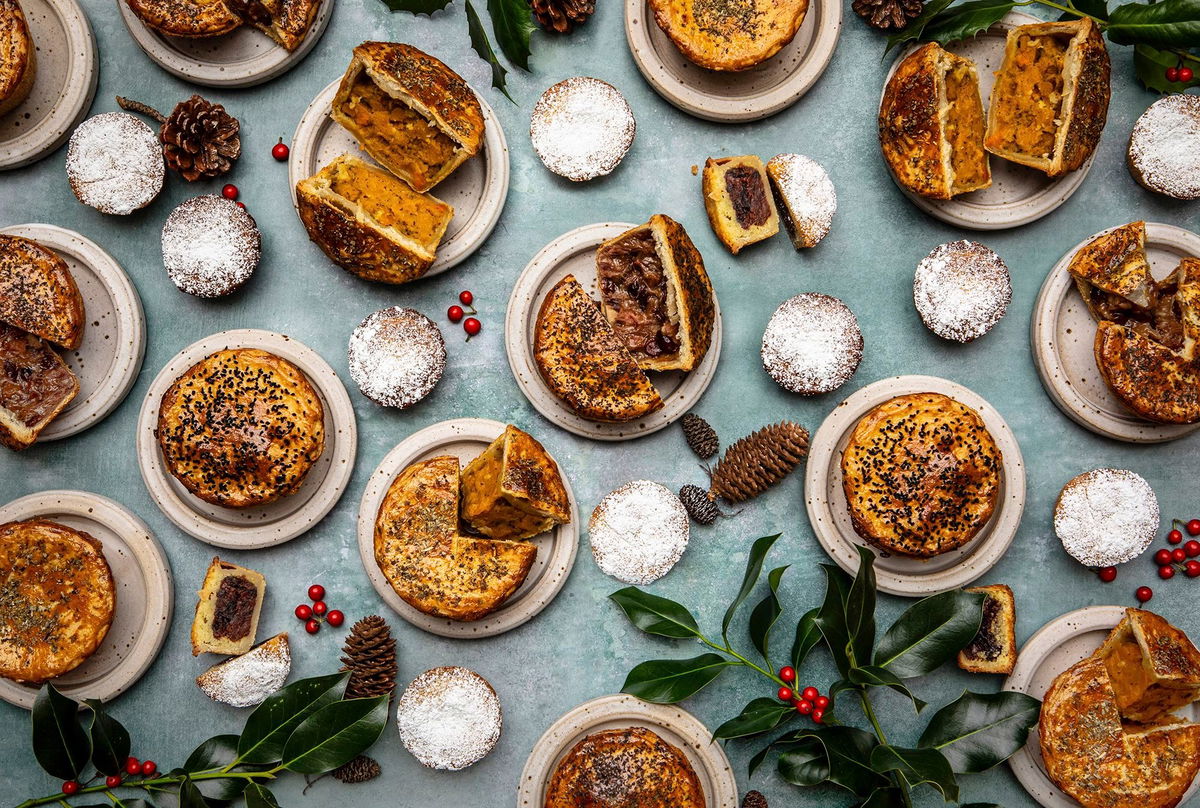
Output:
[[0, 0, 35, 118], [702, 155, 779, 254], [544, 727, 706, 808], [0, 324, 79, 451], [879, 42, 991, 199], [984, 18, 1111, 178], [124, 0, 320, 49], [596, 214, 715, 372], [331, 42, 484, 193], [460, 424, 570, 541], [0, 235, 85, 350], [0, 519, 115, 683], [226, 0, 321, 50], [1068, 221, 1156, 323], [296, 154, 454, 285], [1098, 608, 1200, 723], [647, 0, 807, 71], [191, 557, 266, 655]]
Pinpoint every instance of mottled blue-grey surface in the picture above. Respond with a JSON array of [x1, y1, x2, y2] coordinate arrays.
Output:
[[2, 0, 1200, 805]]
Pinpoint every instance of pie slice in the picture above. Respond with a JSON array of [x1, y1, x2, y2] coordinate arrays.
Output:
[[533, 275, 664, 423], [1099, 608, 1200, 722], [0, 324, 79, 451], [0, 234, 84, 349], [1068, 221, 1156, 322], [596, 214, 715, 372], [460, 425, 570, 541], [191, 558, 266, 656], [0, 0, 35, 117], [702, 155, 779, 254], [957, 584, 1017, 674], [228, 0, 320, 50]]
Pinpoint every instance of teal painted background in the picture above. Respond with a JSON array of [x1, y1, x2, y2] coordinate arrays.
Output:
[[2, 0, 1200, 804]]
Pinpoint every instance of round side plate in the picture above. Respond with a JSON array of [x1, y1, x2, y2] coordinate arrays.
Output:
[[517, 694, 738, 807], [805, 374, 1025, 596], [115, 0, 331, 87], [0, 0, 97, 170], [0, 224, 146, 441], [505, 222, 722, 441], [880, 11, 1094, 230], [0, 490, 173, 709], [356, 417, 578, 639], [136, 329, 357, 549], [1005, 606, 1200, 807], [1031, 221, 1200, 442], [289, 78, 509, 277], [625, 0, 840, 122]]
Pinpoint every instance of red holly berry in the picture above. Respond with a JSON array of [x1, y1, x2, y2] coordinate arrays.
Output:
[[326, 610, 345, 627], [312, 600, 327, 616], [1181, 67, 1195, 83], [1169, 529, 1184, 544], [1189, 519, 1200, 536], [777, 686, 793, 702], [1156, 548, 1173, 565], [1098, 566, 1118, 583], [801, 686, 819, 702], [463, 318, 481, 338], [1173, 547, 1188, 563], [1187, 541, 1200, 558], [221, 184, 238, 200], [814, 695, 830, 710], [62, 781, 79, 795], [1186, 560, 1200, 578], [141, 760, 157, 776], [272, 139, 290, 161], [1167, 66, 1181, 83], [796, 699, 813, 715], [308, 584, 325, 601], [295, 604, 312, 620], [1136, 585, 1154, 602], [812, 709, 825, 724], [447, 305, 464, 323], [106, 775, 122, 788], [235, 201, 246, 210], [125, 757, 141, 775], [459, 290, 474, 306], [1160, 565, 1176, 580], [305, 619, 320, 634], [779, 666, 795, 683]]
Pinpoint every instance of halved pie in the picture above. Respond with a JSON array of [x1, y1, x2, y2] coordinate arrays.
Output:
[[702, 155, 779, 254], [1098, 608, 1200, 723], [0, 324, 79, 451], [0, 0, 35, 117], [460, 425, 570, 542]]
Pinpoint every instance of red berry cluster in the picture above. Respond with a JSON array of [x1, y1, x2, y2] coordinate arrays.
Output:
[[62, 754, 157, 793], [1166, 64, 1195, 83], [294, 584, 344, 634], [1099, 519, 1200, 604], [777, 666, 830, 724], [447, 290, 482, 340]]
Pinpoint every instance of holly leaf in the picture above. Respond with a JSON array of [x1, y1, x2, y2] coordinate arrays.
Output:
[[918, 690, 1042, 773], [845, 546, 876, 669], [1107, 0, 1200, 48], [238, 673, 348, 764], [1134, 45, 1200, 91], [815, 563, 854, 677], [922, 0, 1017, 46], [184, 734, 259, 801], [874, 589, 985, 678], [281, 696, 390, 774], [857, 788, 909, 807], [84, 699, 130, 776], [621, 654, 732, 703], [32, 684, 90, 780], [778, 726, 888, 797], [376, 0, 452, 15], [869, 745, 959, 803], [749, 565, 789, 664], [466, 0, 512, 101], [885, 0, 957, 53], [487, 0, 535, 70], [244, 783, 281, 808], [723, 534, 782, 645], [791, 608, 823, 672], [713, 697, 795, 740], [609, 588, 701, 639], [847, 665, 927, 712]]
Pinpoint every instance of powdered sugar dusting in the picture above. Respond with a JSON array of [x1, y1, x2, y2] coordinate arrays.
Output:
[[767, 154, 837, 248], [1128, 95, 1200, 200], [66, 112, 164, 215], [1055, 468, 1159, 567], [196, 634, 290, 708], [913, 240, 1011, 343], [347, 307, 446, 408], [162, 195, 261, 297], [397, 667, 502, 771], [530, 77, 635, 182], [589, 480, 689, 585], [762, 293, 863, 395]]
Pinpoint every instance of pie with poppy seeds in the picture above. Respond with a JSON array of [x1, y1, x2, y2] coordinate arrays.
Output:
[[0, 0, 35, 118], [459, 424, 570, 541], [543, 727, 705, 808], [156, 348, 326, 508], [840, 392, 1001, 558], [0, 235, 85, 350], [123, 0, 321, 49], [0, 519, 115, 683], [647, 0, 808, 72]]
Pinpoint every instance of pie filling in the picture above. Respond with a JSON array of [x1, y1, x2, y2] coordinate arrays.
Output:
[[961, 594, 1003, 662], [597, 231, 680, 360], [724, 166, 772, 229], [1088, 266, 1187, 351], [341, 73, 458, 188], [326, 158, 449, 245], [0, 326, 74, 429], [943, 62, 988, 192], [990, 32, 1070, 158], [211, 575, 258, 641]]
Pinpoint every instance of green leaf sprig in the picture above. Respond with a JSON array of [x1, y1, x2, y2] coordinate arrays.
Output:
[[612, 536, 1041, 808], [13, 673, 388, 808]]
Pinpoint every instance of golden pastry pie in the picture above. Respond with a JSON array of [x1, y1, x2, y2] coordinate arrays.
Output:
[[296, 154, 454, 285], [331, 42, 484, 193], [984, 18, 1110, 178], [156, 348, 326, 508], [702, 155, 779, 254], [879, 42, 991, 200], [1098, 608, 1200, 723], [228, 0, 321, 50], [191, 557, 266, 655], [0, 235, 84, 350], [0, 519, 115, 683], [1068, 221, 1156, 322], [0, 324, 79, 451], [460, 424, 570, 541], [0, 0, 35, 117], [596, 214, 715, 372], [544, 727, 706, 808], [124, 0, 243, 39], [648, 0, 807, 72]]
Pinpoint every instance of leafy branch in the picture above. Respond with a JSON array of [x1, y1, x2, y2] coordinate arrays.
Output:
[[612, 536, 1041, 808]]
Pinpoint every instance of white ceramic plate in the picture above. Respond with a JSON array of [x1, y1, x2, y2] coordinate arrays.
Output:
[[136, 329, 356, 549], [625, 0, 840, 122], [1032, 222, 1200, 443], [880, 12, 1094, 230], [289, 78, 509, 277], [517, 694, 738, 807], [356, 417, 578, 638], [0, 224, 146, 441], [0, 490, 172, 710], [505, 222, 722, 441], [115, 0, 331, 87], [805, 375, 1025, 596], [1006, 605, 1200, 807], [0, 0, 97, 170]]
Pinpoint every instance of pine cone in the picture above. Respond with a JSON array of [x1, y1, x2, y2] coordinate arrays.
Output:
[[331, 755, 381, 784], [530, 0, 594, 33], [339, 615, 398, 700], [681, 413, 719, 459], [742, 791, 769, 808], [852, 0, 923, 30], [160, 95, 241, 181], [679, 484, 719, 525], [709, 422, 809, 504]]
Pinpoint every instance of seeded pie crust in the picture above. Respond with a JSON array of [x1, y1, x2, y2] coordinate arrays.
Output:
[[0, 0, 35, 118], [544, 727, 706, 808]]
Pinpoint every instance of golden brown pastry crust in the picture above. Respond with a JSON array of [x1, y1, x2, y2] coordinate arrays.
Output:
[[702, 155, 779, 254], [1068, 221, 1154, 318], [0, 519, 115, 683], [647, 0, 806, 72], [0, 324, 79, 451], [228, 0, 320, 50], [0, 235, 84, 350], [841, 392, 1001, 558], [544, 727, 706, 808], [374, 455, 536, 621], [533, 274, 664, 423], [124, 0, 243, 38], [0, 0, 34, 117], [460, 425, 570, 541], [156, 348, 326, 508], [1098, 608, 1200, 723]]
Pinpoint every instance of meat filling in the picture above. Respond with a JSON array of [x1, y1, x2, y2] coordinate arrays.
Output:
[[961, 595, 1002, 662], [724, 166, 772, 229], [0, 325, 76, 429], [597, 231, 680, 360], [989, 33, 1069, 158], [212, 575, 258, 641], [1088, 267, 1187, 350]]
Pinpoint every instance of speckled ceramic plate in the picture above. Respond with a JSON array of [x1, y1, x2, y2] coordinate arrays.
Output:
[[0, 0, 97, 170], [880, 11, 1094, 230], [1006, 605, 1200, 807], [625, 0, 840, 122], [0, 490, 172, 710], [356, 417, 578, 639], [136, 329, 356, 549], [115, 0, 331, 87], [517, 694, 738, 807], [1032, 222, 1200, 443], [0, 224, 146, 442], [289, 77, 509, 277], [505, 222, 722, 441], [805, 374, 1025, 596]]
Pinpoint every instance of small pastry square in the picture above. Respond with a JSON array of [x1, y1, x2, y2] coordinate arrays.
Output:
[[460, 425, 570, 541], [957, 584, 1016, 674], [191, 558, 266, 656], [702, 156, 779, 254]]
